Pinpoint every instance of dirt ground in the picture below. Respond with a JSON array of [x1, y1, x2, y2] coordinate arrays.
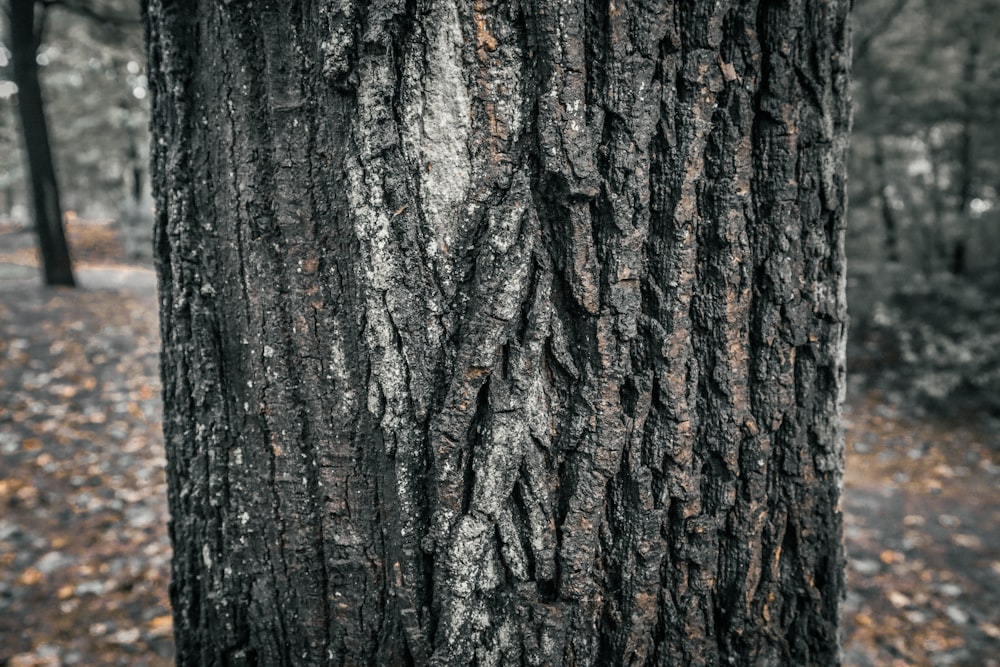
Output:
[[1, 221, 998, 666], [841, 395, 1000, 666]]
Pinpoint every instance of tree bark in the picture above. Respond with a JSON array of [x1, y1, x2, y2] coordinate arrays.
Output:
[[9, 0, 76, 287], [144, 1, 850, 665]]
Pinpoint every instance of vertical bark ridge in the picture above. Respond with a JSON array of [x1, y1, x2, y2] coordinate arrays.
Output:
[[744, 0, 850, 664]]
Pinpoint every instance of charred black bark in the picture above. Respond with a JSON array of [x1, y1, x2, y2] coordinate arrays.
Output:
[[145, 1, 850, 665], [9, 0, 75, 287]]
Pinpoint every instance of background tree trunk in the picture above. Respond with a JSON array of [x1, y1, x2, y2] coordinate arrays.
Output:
[[9, 0, 75, 287], [144, 1, 850, 665], [873, 137, 901, 264]]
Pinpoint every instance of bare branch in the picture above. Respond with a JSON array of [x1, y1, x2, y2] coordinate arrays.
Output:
[[854, 0, 911, 66], [39, 0, 139, 26]]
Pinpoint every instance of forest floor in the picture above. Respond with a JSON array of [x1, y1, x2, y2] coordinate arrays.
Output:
[[1, 220, 998, 666]]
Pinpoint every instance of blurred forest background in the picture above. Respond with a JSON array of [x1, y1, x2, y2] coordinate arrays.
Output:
[[848, 0, 1000, 417], [1, 0, 998, 665], [0, 0, 150, 251]]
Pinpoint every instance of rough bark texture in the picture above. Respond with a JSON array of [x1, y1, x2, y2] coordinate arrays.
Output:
[[145, 1, 850, 665], [10, 0, 76, 287]]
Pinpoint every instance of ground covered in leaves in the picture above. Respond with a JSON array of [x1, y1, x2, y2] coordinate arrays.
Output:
[[1, 221, 998, 666], [1, 221, 170, 666]]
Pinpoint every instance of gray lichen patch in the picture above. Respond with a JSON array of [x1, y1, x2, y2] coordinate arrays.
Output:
[[319, 0, 356, 83], [400, 0, 472, 292]]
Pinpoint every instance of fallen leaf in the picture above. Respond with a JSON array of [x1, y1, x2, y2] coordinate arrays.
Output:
[[880, 550, 904, 565], [951, 533, 983, 549], [17, 567, 42, 586], [887, 590, 911, 608]]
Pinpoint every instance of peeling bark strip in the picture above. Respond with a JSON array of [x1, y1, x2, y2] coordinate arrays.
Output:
[[144, 1, 850, 665]]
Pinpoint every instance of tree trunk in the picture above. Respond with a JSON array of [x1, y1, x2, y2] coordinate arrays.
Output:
[[950, 35, 980, 276], [126, 130, 144, 205], [9, 0, 75, 287], [923, 130, 950, 274], [872, 136, 901, 264], [144, 1, 850, 665]]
